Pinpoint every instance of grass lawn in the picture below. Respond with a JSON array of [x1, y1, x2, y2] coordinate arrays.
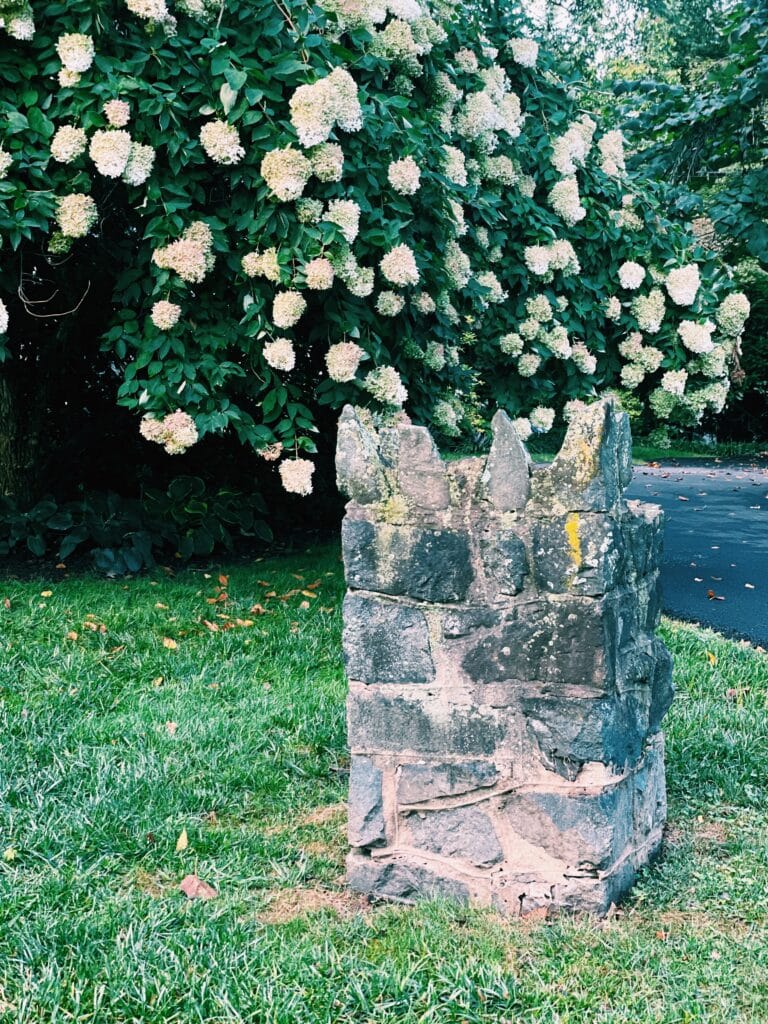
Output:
[[1, 544, 767, 1023]]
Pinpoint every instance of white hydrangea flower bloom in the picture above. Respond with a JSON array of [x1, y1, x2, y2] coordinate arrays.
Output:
[[548, 176, 586, 226], [380, 244, 419, 287], [387, 156, 421, 195], [324, 199, 361, 243], [325, 341, 364, 382], [279, 458, 315, 496], [375, 290, 406, 316], [0, 299, 9, 335], [524, 245, 550, 276], [263, 337, 296, 371], [665, 264, 701, 306], [199, 120, 245, 164], [512, 417, 532, 440], [364, 366, 407, 405], [632, 289, 666, 334], [150, 300, 182, 330], [413, 292, 436, 315], [442, 145, 467, 186], [51, 126, 87, 164], [272, 291, 307, 329], [56, 33, 95, 73], [122, 143, 156, 185], [305, 257, 335, 290], [598, 130, 626, 177], [260, 147, 312, 201], [661, 369, 688, 395], [716, 292, 750, 335], [56, 193, 98, 238], [104, 100, 130, 127], [621, 364, 646, 388], [509, 38, 538, 67], [517, 352, 541, 377], [678, 320, 715, 355], [499, 332, 524, 356], [89, 129, 132, 177], [476, 271, 506, 304], [618, 261, 646, 290], [289, 67, 362, 147], [530, 406, 555, 432], [605, 296, 622, 321], [310, 143, 344, 182]]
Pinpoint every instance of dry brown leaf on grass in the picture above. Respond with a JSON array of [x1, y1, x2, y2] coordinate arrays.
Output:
[[175, 828, 188, 852], [179, 874, 217, 901], [706, 651, 717, 667], [165, 721, 178, 737], [162, 637, 178, 650]]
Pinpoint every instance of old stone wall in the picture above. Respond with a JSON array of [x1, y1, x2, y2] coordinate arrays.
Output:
[[337, 397, 673, 917]]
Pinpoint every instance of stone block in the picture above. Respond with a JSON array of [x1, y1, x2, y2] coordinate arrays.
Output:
[[348, 756, 386, 848], [347, 851, 470, 903], [479, 528, 529, 596], [531, 399, 633, 514], [532, 514, 624, 596], [336, 405, 389, 505], [461, 597, 610, 690], [481, 410, 531, 511], [522, 695, 646, 776], [442, 607, 501, 638], [342, 519, 473, 603], [502, 784, 632, 876], [348, 687, 508, 756], [405, 806, 503, 867], [343, 594, 434, 684], [392, 425, 451, 510], [397, 760, 498, 804]]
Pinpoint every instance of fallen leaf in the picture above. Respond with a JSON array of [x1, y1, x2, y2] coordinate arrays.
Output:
[[2, 598, 9, 610], [175, 828, 188, 853], [55, 563, 66, 570], [203, 620, 219, 632], [66, 631, 78, 641], [234, 618, 254, 627], [41, 590, 53, 598], [301, 590, 318, 599], [179, 874, 217, 900], [706, 651, 717, 667], [152, 676, 164, 687], [3, 847, 16, 862], [218, 574, 229, 587], [163, 637, 178, 650], [249, 604, 268, 615], [166, 721, 178, 737], [299, 600, 311, 610], [155, 602, 168, 610]]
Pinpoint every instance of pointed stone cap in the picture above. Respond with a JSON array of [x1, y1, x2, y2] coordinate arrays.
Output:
[[531, 398, 633, 514], [480, 410, 531, 511], [336, 406, 389, 505], [392, 425, 451, 511]]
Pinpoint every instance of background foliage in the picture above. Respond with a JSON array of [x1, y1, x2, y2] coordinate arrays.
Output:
[[0, 0, 749, 558]]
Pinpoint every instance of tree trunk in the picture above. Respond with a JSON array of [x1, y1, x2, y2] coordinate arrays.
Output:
[[0, 372, 41, 503]]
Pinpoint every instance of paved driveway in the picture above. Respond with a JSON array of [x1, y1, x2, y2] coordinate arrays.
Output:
[[626, 460, 768, 646]]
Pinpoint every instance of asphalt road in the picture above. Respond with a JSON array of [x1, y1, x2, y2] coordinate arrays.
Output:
[[626, 459, 768, 646]]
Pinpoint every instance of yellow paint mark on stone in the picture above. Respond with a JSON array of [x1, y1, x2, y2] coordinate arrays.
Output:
[[565, 512, 581, 567]]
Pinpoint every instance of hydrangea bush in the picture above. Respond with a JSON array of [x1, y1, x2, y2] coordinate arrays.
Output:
[[0, 0, 749, 497]]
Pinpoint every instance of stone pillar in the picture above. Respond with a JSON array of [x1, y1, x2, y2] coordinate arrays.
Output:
[[337, 398, 673, 917]]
